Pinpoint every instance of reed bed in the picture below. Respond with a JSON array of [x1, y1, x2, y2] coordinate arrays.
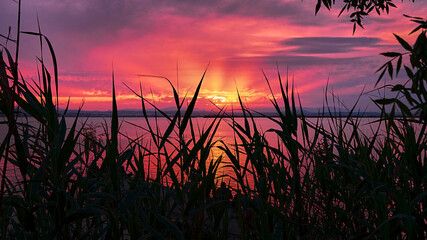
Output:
[[1, 11, 426, 240]]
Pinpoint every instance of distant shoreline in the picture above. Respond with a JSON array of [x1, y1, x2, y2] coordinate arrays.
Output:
[[0, 113, 393, 118], [0, 107, 402, 119]]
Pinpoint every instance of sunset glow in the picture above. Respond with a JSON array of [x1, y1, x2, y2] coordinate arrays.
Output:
[[1, 0, 426, 111]]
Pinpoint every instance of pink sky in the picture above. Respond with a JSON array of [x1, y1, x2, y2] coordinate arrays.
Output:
[[1, 0, 426, 111]]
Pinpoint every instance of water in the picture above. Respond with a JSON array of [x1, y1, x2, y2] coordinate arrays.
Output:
[[81, 117, 283, 183], [0, 116, 385, 187], [0, 116, 383, 146]]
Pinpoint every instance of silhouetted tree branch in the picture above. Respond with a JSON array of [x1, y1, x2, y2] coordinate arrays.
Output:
[[315, 0, 416, 33]]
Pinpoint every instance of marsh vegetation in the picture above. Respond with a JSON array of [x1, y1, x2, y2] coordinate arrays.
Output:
[[1, 3, 426, 240]]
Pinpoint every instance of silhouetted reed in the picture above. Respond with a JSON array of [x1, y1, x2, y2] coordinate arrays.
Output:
[[1, 8, 426, 239]]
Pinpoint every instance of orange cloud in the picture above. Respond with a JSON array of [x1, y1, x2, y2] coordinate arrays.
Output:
[[82, 90, 108, 96], [5, 0, 426, 112]]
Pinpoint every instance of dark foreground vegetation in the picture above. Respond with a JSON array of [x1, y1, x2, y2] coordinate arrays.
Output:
[[1, 3, 426, 240]]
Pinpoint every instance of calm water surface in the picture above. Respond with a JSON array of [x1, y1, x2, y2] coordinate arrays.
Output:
[[0, 116, 383, 185]]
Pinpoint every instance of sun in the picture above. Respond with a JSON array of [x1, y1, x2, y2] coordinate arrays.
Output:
[[206, 95, 227, 105], [212, 96, 226, 103]]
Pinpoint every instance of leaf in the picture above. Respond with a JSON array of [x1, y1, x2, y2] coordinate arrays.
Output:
[[388, 2, 396, 8], [369, 214, 416, 238], [118, 148, 134, 166], [63, 207, 103, 225], [403, 15, 424, 20], [410, 191, 427, 208], [151, 211, 183, 240], [57, 108, 83, 178], [387, 61, 393, 79], [409, 25, 422, 35], [322, 0, 331, 10], [315, 0, 321, 14], [158, 112, 178, 150], [395, 99, 413, 117], [179, 66, 207, 136], [396, 55, 402, 76], [391, 84, 405, 92], [119, 185, 143, 214], [394, 34, 412, 51], [405, 66, 414, 79], [338, 5, 346, 17], [380, 52, 401, 57], [84, 192, 116, 200], [374, 98, 396, 105], [375, 68, 387, 86]]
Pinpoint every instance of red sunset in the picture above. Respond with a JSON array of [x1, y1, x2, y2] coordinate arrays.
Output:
[[1, 1, 427, 239], [2, 0, 426, 111]]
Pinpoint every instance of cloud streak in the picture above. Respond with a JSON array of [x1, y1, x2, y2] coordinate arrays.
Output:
[[1, 0, 425, 111], [282, 37, 383, 54]]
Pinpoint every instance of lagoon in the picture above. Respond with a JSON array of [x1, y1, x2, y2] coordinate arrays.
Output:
[[1, 115, 384, 183]]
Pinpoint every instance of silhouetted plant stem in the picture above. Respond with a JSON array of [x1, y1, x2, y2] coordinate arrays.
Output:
[[0, 0, 21, 216]]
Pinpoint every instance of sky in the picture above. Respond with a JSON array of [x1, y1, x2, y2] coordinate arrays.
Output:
[[1, 0, 426, 111]]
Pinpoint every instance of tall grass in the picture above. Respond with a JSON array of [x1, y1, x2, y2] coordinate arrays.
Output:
[[1, 9, 426, 239]]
